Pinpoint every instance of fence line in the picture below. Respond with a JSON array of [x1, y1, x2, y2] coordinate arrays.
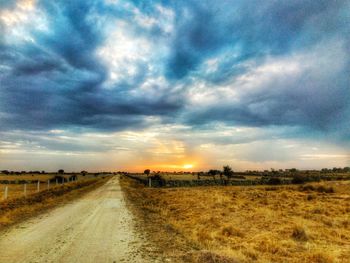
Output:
[[0, 177, 89, 201], [123, 174, 350, 188]]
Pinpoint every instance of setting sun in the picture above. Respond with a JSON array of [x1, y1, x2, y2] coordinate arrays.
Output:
[[183, 164, 193, 169]]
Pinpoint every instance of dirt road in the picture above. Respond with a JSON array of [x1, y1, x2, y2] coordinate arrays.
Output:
[[0, 177, 155, 263]]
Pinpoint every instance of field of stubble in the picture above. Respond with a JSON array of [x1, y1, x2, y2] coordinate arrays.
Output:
[[121, 178, 350, 263]]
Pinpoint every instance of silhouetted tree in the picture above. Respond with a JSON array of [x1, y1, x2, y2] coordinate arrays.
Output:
[[197, 172, 204, 180], [208, 169, 221, 180], [144, 169, 151, 176], [223, 165, 234, 178], [58, 169, 64, 174], [290, 168, 298, 173], [208, 169, 221, 176]]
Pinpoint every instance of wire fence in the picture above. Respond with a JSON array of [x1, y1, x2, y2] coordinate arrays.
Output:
[[1, 177, 81, 201]]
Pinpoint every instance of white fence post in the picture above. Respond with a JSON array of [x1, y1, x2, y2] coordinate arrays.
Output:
[[47, 180, 50, 190], [4, 186, 8, 200], [148, 178, 152, 187], [37, 181, 40, 192], [56, 178, 58, 186], [24, 184, 27, 197]]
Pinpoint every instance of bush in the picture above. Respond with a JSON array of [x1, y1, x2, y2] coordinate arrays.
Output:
[[208, 169, 220, 175], [316, 186, 335, 193], [299, 185, 315, 191], [267, 177, 282, 185], [291, 226, 308, 242], [292, 175, 306, 184], [299, 184, 335, 193], [150, 174, 165, 187]]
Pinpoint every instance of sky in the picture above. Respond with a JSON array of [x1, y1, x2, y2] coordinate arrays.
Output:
[[0, 0, 349, 172]]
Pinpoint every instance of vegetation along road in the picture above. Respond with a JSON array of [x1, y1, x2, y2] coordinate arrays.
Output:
[[0, 177, 152, 263]]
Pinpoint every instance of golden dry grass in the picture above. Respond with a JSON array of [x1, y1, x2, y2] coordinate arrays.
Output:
[[121, 178, 350, 263], [0, 177, 98, 200], [0, 178, 109, 229], [0, 175, 55, 181], [1, 183, 40, 199], [0, 173, 96, 182]]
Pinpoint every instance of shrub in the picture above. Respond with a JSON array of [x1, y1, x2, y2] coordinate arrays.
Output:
[[292, 175, 306, 184], [291, 226, 308, 242], [316, 186, 335, 193], [150, 174, 165, 187], [299, 185, 315, 191], [267, 177, 282, 185], [208, 169, 221, 176], [300, 185, 335, 194]]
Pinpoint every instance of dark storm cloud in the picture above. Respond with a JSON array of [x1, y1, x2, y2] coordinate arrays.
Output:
[[0, 0, 349, 144], [161, 0, 349, 141], [0, 0, 184, 131], [165, 0, 349, 79], [185, 47, 350, 141]]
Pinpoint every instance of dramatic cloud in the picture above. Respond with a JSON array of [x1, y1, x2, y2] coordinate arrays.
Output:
[[0, 0, 349, 170], [0, 0, 183, 131]]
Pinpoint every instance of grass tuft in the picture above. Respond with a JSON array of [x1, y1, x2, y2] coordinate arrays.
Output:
[[291, 225, 308, 242]]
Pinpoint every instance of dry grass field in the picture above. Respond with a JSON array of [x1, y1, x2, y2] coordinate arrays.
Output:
[[0, 173, 104, 200], [1, 183, 40, 199], [0, 173, 100, 182], [0, 175, 56, 181], [121, 178, 350, 263], [0, 177, 109, 229]]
